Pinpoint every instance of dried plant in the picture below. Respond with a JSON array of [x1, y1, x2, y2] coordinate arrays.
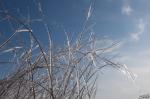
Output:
[[0, 0, 135, 99]]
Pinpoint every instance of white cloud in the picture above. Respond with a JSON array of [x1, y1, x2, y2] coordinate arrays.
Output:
[[115, 47, 150, 95], [96, 47, 150, 99], [96, 68, 139, 99], [121, 1, 146, 42], [122, 4, 133, 16], [131, 19, 145, 41]]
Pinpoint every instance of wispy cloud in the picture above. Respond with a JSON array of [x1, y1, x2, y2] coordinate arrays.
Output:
[[131, 19, 145, 41], [122, 4, 133, 16], [121, 1, 146, 42]]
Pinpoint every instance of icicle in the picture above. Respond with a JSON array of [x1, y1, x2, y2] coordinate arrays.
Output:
[[15, 29, 32, 33], [33, 45, 39, 50], [1, 46, 22, 54], [119, 64, 138, 80], [38, 2, 43, 13], [30, 33, 34, 48], [87, 3, 92, 20]]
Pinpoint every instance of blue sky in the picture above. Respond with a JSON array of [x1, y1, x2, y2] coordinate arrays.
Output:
[[1, 0, 150, 99]]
